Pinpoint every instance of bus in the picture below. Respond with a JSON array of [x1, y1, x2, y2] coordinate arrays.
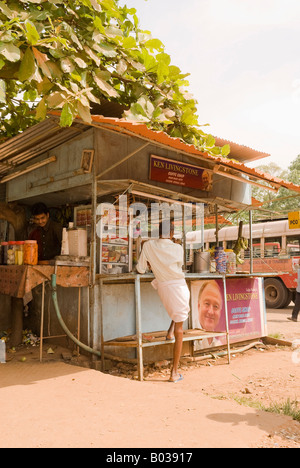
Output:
[[190, 219, 300, 309]]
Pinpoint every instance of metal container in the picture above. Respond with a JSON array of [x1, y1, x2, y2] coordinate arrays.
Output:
[[194, 251, 211, 273], [0, 339, 5, 364]]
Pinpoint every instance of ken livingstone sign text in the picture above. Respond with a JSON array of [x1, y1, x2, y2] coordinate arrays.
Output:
[[150, 155, 212, 191]]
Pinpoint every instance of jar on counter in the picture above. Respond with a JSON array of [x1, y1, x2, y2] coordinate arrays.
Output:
[[225, 249, 236, 274], [214, 246, 226, 273], [24, 240, 38, 265], [7, 241, 17, 265], [1, 242, 8, 264], [15, 241, 25, 265]]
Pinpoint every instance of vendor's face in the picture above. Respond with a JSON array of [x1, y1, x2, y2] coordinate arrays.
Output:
[[198, 283, 222, 331], [33, 212, 49, 228]]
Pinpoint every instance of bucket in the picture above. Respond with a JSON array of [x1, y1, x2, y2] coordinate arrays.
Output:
[[68, 229, 87, 257], [194, 251, 211, 273]]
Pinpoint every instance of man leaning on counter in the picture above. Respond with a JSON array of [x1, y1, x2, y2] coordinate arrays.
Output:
[[29, 203, 62, 261]]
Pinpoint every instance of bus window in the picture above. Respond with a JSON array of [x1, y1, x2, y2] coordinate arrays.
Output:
[[287, 236, 300, 255], [264, 242, 280, 257], [244, 239, 261, 258]]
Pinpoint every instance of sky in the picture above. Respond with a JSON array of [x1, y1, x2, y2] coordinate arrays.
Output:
[[120, 0, 300, 171]]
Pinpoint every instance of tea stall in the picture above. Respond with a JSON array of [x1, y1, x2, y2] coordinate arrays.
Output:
[[1, 113, 299, 376]]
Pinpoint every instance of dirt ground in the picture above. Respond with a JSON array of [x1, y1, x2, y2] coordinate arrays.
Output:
[[0, 305, 299, 449]]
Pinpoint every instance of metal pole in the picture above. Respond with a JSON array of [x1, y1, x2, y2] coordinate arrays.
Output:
[[222, 276, 231, 364], [100, 279, 105, 371], [135, 275, 143, 381], [215, 204, 219, 246], [39, 281, 45, 362], [249, 209, 253, 274], [77, 287, 81, 356], [89, 166, 99, 359]]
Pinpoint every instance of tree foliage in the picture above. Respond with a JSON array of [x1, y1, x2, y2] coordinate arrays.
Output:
[[251, 157, 300, 218], [0, 0, 230, 157]]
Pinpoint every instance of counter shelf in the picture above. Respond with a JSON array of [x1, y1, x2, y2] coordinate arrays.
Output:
[[97, 273, 236, 381]]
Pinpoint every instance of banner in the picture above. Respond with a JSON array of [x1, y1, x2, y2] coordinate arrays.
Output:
[[191, 277, 267, 351], [149, 155, 212, 191]]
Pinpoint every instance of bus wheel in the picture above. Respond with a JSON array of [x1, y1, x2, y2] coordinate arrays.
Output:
[[264, 278, 288, 309], [283, 289, 293, 308]]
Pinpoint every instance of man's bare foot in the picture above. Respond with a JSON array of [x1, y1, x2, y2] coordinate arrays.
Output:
[[169, 373, 183, 383], [166, 334, 174, 341]]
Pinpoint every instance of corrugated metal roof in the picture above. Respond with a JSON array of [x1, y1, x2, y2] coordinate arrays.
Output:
[[0, 113, 299, 195], [0, 117, 87, 175], [214, 136, 270, 163]]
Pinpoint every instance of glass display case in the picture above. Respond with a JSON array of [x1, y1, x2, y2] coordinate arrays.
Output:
[[98, 206, 133, 274]]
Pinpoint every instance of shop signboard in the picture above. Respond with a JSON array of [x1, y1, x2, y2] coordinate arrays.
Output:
[[191, 277, 267, 351], [149, 155, 212, 191], [288, 211, 300, 229]]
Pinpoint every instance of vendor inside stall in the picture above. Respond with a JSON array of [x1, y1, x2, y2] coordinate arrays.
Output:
[[29, 203, 63, 261]]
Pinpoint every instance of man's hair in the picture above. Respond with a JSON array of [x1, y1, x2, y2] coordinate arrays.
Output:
[[31, 203, 49, 216]]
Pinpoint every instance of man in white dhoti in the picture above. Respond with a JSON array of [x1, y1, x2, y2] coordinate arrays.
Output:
[[136, 220, 190, 383]]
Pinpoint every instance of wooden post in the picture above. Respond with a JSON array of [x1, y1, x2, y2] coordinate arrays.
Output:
[[222, 276, 231, 364]]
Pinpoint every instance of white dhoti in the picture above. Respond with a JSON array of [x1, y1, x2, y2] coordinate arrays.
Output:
[[152, 278, 190, 323]]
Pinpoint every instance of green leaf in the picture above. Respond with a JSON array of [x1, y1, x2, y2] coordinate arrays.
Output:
[[25, 20, 40, 46], [77, 101, 92, 124], [18, 47, 36, 82], [0, 79, 6, 103], [47, 91, 65, 108], [205, 134, 215, 148], [0, 1, 13, 18], [60, 103, 73, 127], [35, 97, 47, 120], [221, 144, 231, 157], [0, 42, 21, 62], [144, 38, 164, 52], [122, 36, 136, 49], [181, 108, 198, 126], [93, 71, 118, 98]]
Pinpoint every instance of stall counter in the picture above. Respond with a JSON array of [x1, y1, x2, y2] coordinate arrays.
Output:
[[97, 272, 268, 380]]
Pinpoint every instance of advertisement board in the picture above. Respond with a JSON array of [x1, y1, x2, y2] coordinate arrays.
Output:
[[149, 155, 212, 191], [191, 277, 267, 351]]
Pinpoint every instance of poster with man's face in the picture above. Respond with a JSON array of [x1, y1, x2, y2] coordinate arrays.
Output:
[[191, 278, 267, 351]]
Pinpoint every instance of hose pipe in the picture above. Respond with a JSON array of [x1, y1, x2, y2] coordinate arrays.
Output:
[[51, 273, 101, 357]]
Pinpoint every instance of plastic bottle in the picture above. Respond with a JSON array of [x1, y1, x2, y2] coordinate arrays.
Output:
[[7, 241, 16, 265], [61, 228, 69, 255], [225, 249, 236, 274], [15, 241, 25, 265], [214, 246, 226, 273]]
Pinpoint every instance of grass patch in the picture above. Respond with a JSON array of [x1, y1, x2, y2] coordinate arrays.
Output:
[[268, 332, 282, 340], [265, 399, 300, 422], [231, 395, 300, 422], [211, 394, 300, 422]]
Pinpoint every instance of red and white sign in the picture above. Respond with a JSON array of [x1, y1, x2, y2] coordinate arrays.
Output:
[[149, 155, 212, 191]]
